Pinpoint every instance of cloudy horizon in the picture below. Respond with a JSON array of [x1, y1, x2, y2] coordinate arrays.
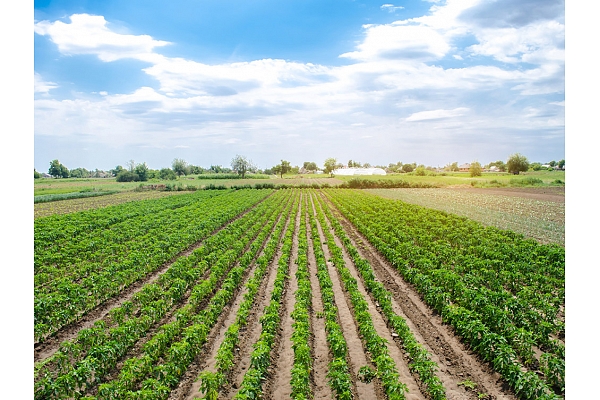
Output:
[[34, 0, 565, 172]]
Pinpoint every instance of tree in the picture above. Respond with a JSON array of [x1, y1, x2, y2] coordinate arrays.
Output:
[[323, 158, 337, 177], [279, 160, 291, 178], [110, 165, 124, 177], [127, 159, 136, 172], [49, 159, 69, 178], [402, 163, 415, 173], [172, 158, 188, 177], [303, 161, 317, 172], [116, 171, 140, 182], [34, 169, 41, 179], [469, 161, 482, 177], [507, 153, 529, 175], [548, 160, 556, 167], [159, 168, 177, 180], [486, 160, 506, 172], [231, 155, 255, 179], [134, 162, 150, 181], [415, 166, 426, 176], [558, 159, 565, 169], [70, 167, 90, 178]]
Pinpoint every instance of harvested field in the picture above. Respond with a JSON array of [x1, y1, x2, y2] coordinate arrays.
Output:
[[34, 188, 564, 400]]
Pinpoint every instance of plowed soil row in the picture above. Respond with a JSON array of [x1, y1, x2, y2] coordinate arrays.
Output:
[[34, 194, 271, 362], [318, 190, 519, 400]]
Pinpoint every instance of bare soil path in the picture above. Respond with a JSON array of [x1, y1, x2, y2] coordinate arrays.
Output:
[[322, 191, 519, 400]]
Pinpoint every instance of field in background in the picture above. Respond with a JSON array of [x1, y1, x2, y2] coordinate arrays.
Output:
[[368, 186, 565, 246]]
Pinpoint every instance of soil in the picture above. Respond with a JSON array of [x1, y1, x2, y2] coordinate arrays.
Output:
[[451, 186, 565, 203], [320, 192, 519, 400]]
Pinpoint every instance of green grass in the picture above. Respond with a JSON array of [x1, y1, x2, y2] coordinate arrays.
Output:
[[34, 190, 119, 204]]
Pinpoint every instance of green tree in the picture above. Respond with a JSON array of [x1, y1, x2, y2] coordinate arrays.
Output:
[[159, 168, 177, 180], [116, 171, 140, 182], [558, 159, 565, 169], [34, 169, 41, 179], [70, 167, 90, 178], [415, 166, 426, 176], [469, 161, 482, 177], [279, 160, 291, 178], [402, 163, 415, 173], [323, 158, 337, 177], [507, 153, 530, 175], [48, 159, 69, 178], [172, 158, 188, 177], [134, 162, 150, 181], [303, 161, 317, 172], [548, 160, 556, 167], [110, 165, 124, 177], [231, 155, 256, 178]]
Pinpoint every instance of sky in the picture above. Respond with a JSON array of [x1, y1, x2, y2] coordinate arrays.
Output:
[[32, 0, 566, 172]]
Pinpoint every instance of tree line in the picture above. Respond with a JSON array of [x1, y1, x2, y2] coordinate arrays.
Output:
[[36, 153, 564, 180]]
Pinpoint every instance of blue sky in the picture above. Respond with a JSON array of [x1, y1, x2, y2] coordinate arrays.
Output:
[[33, 0, 566, 172]]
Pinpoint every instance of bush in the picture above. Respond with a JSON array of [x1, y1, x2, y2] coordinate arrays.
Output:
[[509, 177, 543, 186], [116, 171, 140, 182]]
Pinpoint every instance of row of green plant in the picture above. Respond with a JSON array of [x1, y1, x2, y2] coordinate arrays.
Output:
[[96, 192, 293, 399], [316, 191, 446, 399], [313, 192, 409, 400], [34, 190, 270, 341], [306, 194, 354, 399], [327, 189, 564, 398], [232, 193, 299, 399], [34, 190, 119, 204], [196, 192, 296, 399], [289, 193, 313, 399], [34, 191, 290, 399]]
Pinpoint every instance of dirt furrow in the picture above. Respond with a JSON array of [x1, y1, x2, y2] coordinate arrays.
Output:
[[173, 199, 293, 400], [310, 194, 381, 399], [34, 197, 269, 362], [317, 196, 426, 400], [326, 194, 518, 400], [305, 212, 335, 400], [264, 195, 302, 399], [220, 227, 291, 399]]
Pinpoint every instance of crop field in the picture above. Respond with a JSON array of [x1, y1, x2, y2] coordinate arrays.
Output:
[[34, 188, 565, 400], [367, 187, 565, 246]]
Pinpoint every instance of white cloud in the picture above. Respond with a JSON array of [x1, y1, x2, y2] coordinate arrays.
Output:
[[34, 6, 564, 167], [34, 14, 169, 62], [381, 4, 404, 13], [406, 107, 469, 121], [34, 73, 58, 93]]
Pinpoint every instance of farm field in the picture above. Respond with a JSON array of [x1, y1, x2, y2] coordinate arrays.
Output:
[[367, 187, 565, 246], [34, 188, 564, 400], [34, 191, 189, 219]]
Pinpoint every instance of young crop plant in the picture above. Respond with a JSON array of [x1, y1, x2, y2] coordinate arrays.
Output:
[[312, 192, 408, 400], [326, 189, 564, 400], [307, 195, 353, 400], [316, 190, 446, 400], [290, 193, 314, 399], [196, 193, 295, 399], [35, 191, 286, 399], [233, 192, 300, 399]]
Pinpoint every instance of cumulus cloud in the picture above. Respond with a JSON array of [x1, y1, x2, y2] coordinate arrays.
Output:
[[34, 4, 564, 166], [34, 14, 170, 62], [406, 107, 469, 121], [34, 72, 58, 93]]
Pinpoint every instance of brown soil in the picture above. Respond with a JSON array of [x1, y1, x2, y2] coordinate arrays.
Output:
[[321, 192, 519, 400], [34, 196, 269, 363], [310, 193, 382, 399], [304, 210, 335, 400], [264, 198, 302, 399], [453, 186, 565, 203]]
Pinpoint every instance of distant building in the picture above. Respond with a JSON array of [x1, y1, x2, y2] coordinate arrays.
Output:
[[458, 163, 471, 172], [333, 167, 387, 176]]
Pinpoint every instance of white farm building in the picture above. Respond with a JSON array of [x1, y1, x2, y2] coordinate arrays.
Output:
[[333, 167, 387, 176]]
